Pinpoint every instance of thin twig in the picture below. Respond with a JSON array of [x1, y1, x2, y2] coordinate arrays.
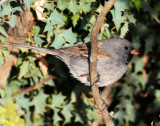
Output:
[[90, 0, 116, 126], [14, 76, 55, 98]]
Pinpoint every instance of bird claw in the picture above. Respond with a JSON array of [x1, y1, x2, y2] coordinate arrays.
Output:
[[93, 99, 109, 114], [98, 99, 109, 114], [87, 73, 100, 86]]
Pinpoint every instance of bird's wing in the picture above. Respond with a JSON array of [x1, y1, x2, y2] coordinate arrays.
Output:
[[58, 42, 109, 60], [6, 41, 109, 60]]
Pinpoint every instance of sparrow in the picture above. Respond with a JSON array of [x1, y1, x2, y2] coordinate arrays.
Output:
[[7, 37, 138, 87]]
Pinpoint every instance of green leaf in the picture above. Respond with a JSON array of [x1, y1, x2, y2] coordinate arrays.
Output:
[[119, 84, 135, 97], [134, 58, 145, 72], [43, 2, 55, 10], [96, 4, 103, 13], [86, 108, 99, 121], [72, 13, 80, 27], [120, 21, 129, 38], [34, 36, 44, 46], [68, 0, 79, 14], [57, 1, 67, 11], [110, 9, 125, 30], [12, 7, 24, 13], [24, 0, 34, 10], [74, 113, 84, 123], [50, 10, 64, 25], [70, 92, 76, 103], [0, 26, 8, 37], [9, 79, 27, 87], [62, 28, 77, 43], [155, 90, 160, 99], [30, 92, 48, 115], [46, 31, 53, 43], [63, 43, 73, 47], [44, 20, 53, 32], [137, 75, 147, 90], [52, 93, 66, 107], [0, 89, 5, 98], [19, 47, 29, 53], [113, 110, 125, 124], [0, 55, 4, 67], [53, 108, 62, 125], [0, 100, 25, 125], [2, 47, 10, 57], [6, 15, 17, 28], [132, 0, 143, 11], [0, 3, 12, 17], [32, 26, 40, 35], [26, 55, 36, 63], [84, 36, 90, 43], [16, 96, 29, 110], [124, 101, 136, 122], [0, 35, 6, 42], [61, 104, 73, 123], [35, 26, 41, 35], [114, 0, 129, 11], [25, 112, 32, 126], [51, 34, 64, 49], [18, 60, 29, 79], [111, 0, 129, 30], [127, 14, 136, 24], [152, 9, 160, 24], [79, 2, 91, 14]]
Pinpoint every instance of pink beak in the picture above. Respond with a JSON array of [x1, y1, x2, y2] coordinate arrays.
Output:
[[131, 49, 139, 55]]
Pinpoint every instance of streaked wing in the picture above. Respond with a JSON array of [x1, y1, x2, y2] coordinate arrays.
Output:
[[58, 43, 91, 60], [57, 42, 109, 60]]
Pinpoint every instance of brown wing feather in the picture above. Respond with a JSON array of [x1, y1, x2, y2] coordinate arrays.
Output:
[[57, 42, 109, 60], [57, 43, 91, 60]]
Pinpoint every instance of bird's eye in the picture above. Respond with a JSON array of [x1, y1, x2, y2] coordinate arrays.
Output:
[[124, 46, 129, 50]]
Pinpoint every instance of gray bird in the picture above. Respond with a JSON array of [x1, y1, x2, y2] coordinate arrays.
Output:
[[7, 37, 138, 87]]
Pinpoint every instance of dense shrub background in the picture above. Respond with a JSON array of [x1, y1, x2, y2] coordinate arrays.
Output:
[[0, 0, 160, 125]]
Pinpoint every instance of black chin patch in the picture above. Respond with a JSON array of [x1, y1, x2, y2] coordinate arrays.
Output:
[[128, 54, 133, 62], [119, 53, 133, 65]]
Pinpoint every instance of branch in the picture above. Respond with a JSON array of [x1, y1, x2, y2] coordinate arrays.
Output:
[[90, 0, 116, 125], [13, 76, 55, 98]]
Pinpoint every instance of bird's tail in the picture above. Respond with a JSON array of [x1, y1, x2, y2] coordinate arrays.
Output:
[[7, 42, 58, 56]]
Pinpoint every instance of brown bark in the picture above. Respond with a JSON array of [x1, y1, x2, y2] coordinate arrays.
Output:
[[0, 7, 34, 88], [90, 0, 117, 125]]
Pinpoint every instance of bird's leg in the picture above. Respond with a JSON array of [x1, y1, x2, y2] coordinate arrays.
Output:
[[93, 89, 109, 113], [87, 73, 100, 86], [99, 90, 109, 113], [99, 98, 109, 114]]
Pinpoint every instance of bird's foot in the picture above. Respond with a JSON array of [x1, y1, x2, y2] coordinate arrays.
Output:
[[93, 99, 109, 113], [99, 99, 109, 114], [87, 73, 100, 86]]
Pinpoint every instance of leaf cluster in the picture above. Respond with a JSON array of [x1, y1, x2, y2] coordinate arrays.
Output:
[[0, 0, 160, 125]]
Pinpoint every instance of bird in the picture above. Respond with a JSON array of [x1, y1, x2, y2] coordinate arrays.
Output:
[[6, 37, 138, 87]]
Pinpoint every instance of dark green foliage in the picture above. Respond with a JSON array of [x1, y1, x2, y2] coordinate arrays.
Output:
[[0, 0, 160, 125]]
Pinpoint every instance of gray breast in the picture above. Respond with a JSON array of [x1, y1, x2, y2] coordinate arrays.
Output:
[[97, 59, 128, 87]]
